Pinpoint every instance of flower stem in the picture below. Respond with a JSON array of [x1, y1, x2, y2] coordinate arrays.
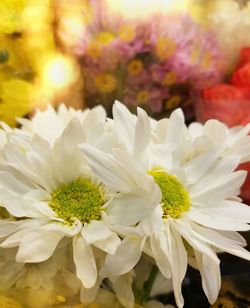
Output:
[[139, 265, 158, 304]]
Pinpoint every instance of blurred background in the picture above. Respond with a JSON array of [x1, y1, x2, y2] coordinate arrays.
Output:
[[0, 0, 250, 307]]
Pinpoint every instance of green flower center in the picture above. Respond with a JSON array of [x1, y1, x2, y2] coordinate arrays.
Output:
[[49, 178, 105, 224], [149, 169, 191, 219]]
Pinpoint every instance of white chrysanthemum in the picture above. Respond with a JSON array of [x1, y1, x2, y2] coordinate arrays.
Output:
[[83, 102, 250, 308], [188, 120, 250, 163], [16, 104, 107, 146], [0, 114, 160, 290]]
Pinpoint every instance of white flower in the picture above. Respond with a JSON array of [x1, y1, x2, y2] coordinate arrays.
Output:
[[90, 101, 250, 308], [17, 103, 108, 146], [0, 113, 159, 291], [188, 120, 250, 163]]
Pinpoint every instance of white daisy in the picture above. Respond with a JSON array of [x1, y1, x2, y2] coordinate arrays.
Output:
[[83, 101, 250, 307], [188, 119, 250, 163], [0, 115, 160, 290], [4, 104, 107, 147]]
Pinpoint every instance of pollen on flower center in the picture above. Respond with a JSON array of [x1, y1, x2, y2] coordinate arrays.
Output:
[[49, 178, 105, 224], [149, 169, 191, 219]]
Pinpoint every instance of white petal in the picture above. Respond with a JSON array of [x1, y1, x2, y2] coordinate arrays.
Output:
[[41, 219, 82, 236], [165, 109, 185, 146], [166, 224, 187, 308], [0, 220, 23, 239], [16, 229, 64, 262], [188, 209, 250, 231], [80, 144, 135, 192], [189, 155, 241, 194], [1, 196, 56, 218], [80, 278, 102, 303], [82, 221, 120, 254], [191, 171, 247, 203], [113, 101, 136, 151], [53, 118, 85, 184], [201, 200, 250, 223], [192, 224, 250, 261], [218, 231, 246, 247], [73, 234, 97, 288], [138, 205, 163, 236], [150, 231, 171, 279], [204, 120, 228, 146], [173, 219, 220, 264], [184, 147, 223, 184], [110, 272, 134, 308], [1, 229, 30, 247], [195, 250, 221, 304], [133, 107, 151, 158], [100, 237, 145, 278], [93, 233, 121, 255], [106, 193, 156, 226], [82, 221, 113, 243], [0, 171, 33, 195]]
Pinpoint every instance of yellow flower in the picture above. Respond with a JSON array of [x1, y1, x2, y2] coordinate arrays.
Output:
[[118, 25, 136, 42], [20, 0, 56, 70], [0, 36, 30, 71], [136, 90, 150, 104], [165, 95, 181, 110], [190, 47, 201, 64], [162, 71, 177, 86], [201, 52, 212, 70], [96, 32, 115, 45], [87, 42, 102, 59], [0, 0, 27, 34], [94, 73, 117, 93], [127, 60, 143, 75], [0, 78, 32, 126], [156, 37, 177, 60], [0, 295, 22, 308]]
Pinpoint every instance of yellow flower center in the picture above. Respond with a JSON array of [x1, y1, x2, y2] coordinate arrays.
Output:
[[165, 95, 181, 110], [87, 42, 102, 59], [96, 32, 115, 45], [190, 47, 200, 63], [201, 52, 212, 70], [127, 60, 143, 75], [94, 73, 117, 93], [49, 178, 105, 224], [118, 25, 135, 42], [136, 90, 150, 104], [156, 38, 176, 60], [162, 71, 177, 86], [149, 169, 191, 219], [0, 296, 22, 308]]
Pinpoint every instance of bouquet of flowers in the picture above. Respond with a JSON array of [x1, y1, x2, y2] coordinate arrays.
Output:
[[0, 102, 249, 307], [58, 0, 222, 119]]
